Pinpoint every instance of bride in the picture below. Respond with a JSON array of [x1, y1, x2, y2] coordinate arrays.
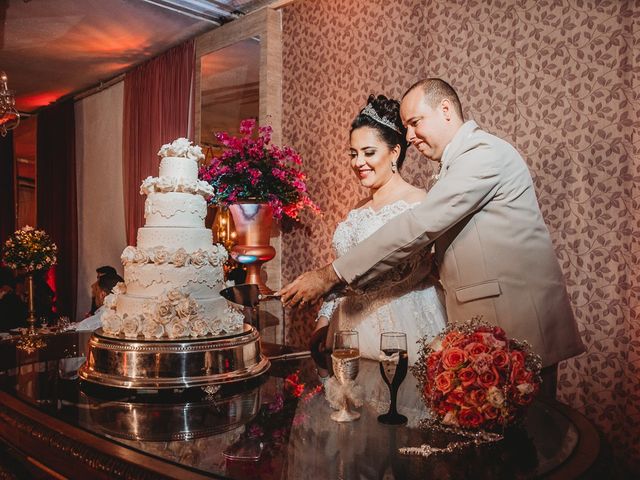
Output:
[[313, 94, 447, 374]]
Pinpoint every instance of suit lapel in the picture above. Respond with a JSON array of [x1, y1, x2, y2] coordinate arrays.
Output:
[[438, 120, 478, 180]]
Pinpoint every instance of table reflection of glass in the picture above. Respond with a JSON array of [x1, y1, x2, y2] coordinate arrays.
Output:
[[0, 332, 604, 479]]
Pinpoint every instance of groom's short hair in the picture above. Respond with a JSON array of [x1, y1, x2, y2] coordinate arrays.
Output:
[[404, 78, 464, 121]]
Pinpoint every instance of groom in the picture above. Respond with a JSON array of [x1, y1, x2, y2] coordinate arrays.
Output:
[[279, 78, 584, 396]]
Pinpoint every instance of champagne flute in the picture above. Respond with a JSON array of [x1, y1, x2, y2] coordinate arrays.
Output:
[[331, 330, 360, 422], [378, 332, 408, 425]]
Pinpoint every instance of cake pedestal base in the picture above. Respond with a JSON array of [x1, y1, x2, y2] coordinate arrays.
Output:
[[78, 324, 270, 389]]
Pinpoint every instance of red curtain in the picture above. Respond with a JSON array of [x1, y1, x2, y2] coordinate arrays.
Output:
[[36, 100, 77, 317], [0, 131, 15, 243], [123, 40, 195, 245]]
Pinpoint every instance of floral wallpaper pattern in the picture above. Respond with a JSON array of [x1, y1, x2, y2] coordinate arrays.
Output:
[[281, 0, 639, 472]]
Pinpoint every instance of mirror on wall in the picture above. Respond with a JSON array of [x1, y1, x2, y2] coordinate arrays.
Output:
[[199, 37, 261, 150]]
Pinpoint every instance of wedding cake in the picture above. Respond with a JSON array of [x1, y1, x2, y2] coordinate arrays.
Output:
[[100, 138, 244, 340]]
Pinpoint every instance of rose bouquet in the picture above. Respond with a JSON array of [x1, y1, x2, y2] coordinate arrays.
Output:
[[2, 226, 57, 272], [199, 118, 319, 220], [412, 317, 542, 431]]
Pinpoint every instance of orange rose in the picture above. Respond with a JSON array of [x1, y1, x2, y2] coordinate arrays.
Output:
[[510, 350, 525, 367], [481, 403, 500, 420], [458, 407, 483, 428], [435, 370, 456, 393], [492, 349, 510, 370], [464, 341, 489, 356], [478, 368, 500, 388], [442, 332, 466, 348], [458, 367, 477, 387], [442, 347, 468, 370], [446, 387, 466, 407], [469, 388, 487, 406]]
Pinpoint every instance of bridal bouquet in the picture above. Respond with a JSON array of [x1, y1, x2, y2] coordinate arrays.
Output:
[[413, 317, 542, 431], [199, 118, 319, 220], [2, 226, 57, 272]]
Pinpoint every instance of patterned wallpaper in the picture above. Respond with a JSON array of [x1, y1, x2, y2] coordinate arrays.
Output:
[[281, 0, 639, 472]]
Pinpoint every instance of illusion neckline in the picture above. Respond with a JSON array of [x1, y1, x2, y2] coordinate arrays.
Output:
[[354, 199, 422, 215]]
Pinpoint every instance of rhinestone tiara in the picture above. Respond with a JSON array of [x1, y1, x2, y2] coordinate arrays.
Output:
[[360, 104, 402, 134]]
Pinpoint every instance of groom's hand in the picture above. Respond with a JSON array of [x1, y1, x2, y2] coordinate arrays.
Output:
[[278, 264, 341, 308]]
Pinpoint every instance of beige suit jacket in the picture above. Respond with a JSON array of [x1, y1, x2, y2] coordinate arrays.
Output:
[[333, 121, 584, 367]]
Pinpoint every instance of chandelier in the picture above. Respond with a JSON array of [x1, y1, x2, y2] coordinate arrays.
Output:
[[0, 71, 20, 137]]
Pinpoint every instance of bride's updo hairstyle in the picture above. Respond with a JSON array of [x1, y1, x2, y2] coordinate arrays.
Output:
[[350, 94, 409, 170]]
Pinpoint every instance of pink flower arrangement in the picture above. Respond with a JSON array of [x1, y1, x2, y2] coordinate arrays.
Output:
[[413, 317, 542, 431], [199, 118, 319, 220]]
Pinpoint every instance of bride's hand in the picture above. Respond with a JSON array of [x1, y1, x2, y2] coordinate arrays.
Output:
[[277, 264, 341, 308]]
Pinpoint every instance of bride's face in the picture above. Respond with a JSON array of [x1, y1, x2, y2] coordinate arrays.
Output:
[[349, 127, 398, 190]]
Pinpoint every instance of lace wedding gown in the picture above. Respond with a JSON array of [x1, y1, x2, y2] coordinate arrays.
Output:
[[319, 200, 447, 365]]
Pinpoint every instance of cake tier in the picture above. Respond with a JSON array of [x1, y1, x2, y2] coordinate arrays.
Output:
[[102, 292, 244, 339], [124, 263, 225, 298], [159, 156, 198, 181], [144, 192, 207, 227], [116, 293, 227, 319], [137, 227, 213, 251]]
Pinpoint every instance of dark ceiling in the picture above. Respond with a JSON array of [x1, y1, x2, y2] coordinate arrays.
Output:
[[0, 0, 276, 113]]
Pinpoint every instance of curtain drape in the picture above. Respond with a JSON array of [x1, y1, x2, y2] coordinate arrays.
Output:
[[36, 100, 77, 317], [0, 131, 15, 243], [123, 40, 195, 245], [75, 82, 127, 320]]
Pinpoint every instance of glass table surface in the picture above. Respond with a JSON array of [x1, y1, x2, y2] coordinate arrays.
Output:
[[0, 331, 590, 479]]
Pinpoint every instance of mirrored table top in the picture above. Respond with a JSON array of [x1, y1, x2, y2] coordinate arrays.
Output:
[[0, 331, 594, 479]]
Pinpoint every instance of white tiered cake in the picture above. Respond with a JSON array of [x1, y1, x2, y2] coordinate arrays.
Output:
[[100, 138, 243, 339]]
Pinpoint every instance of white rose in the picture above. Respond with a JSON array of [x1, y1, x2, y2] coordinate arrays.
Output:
[[121, 246, 137, 265], [208, 246, 228, 266], [101, 310, 122, 335], [187, 144, 204, 161], [152, 246, 170, 265], [487, 386, 505, 408], [175, 298, 192, 319], [142, 301, 158, 319], [208, 317, 223, 336], [140, 176, 156, 194], [190, 319, 209, 337], [103, 293, 117, 310], [157, 300, 175, 325], [172, 248, 189, 267], [133, 249, 149, 264], [122, 315, 141, 338], [517, 383, 534, 395], [190, 249, 208, 268], [442, 411, 459, 426], [141, 315, 164, 339], [166, 319, 189, 339], [166, 289, 184, 305], [112, 282, 127, 295], [156, 176, 176, 192], [195, 180, 213, 197]]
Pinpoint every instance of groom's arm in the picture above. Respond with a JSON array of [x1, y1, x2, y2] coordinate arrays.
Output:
[[334, 143, 501, 286]]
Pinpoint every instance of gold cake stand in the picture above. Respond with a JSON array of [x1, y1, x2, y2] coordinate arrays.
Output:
[[78, 324, 270, 389]]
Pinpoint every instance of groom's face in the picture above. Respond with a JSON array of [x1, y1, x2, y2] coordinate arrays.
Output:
[[400, 88, 449, 162]]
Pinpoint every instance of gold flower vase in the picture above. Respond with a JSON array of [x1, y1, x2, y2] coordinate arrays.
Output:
[[228, 202, 276, 294]]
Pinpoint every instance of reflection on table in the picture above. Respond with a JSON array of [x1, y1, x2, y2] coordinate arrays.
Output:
[[0, 332, 602, 479]]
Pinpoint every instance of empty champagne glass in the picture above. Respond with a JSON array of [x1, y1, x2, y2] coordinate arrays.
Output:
[[378, 332, 408, 425], [331, 330, 360, 422]]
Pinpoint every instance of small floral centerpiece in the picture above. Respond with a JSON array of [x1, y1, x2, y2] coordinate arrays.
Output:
[[199, 118, 319, 220], [2, 226, 57, 272], [412, 317, 542, 432]]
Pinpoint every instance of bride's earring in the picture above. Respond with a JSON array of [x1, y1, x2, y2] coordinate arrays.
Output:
[[391, 161, 397, 174]]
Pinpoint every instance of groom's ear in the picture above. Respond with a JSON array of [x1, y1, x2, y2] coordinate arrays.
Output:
[[440, 98, 453, 121]]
